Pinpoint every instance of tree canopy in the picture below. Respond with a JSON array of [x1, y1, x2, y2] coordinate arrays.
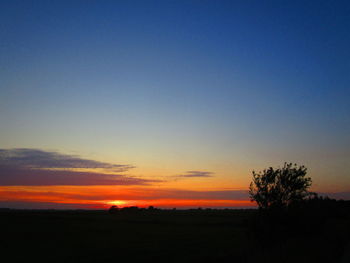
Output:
[[249, 163, 312, 210]]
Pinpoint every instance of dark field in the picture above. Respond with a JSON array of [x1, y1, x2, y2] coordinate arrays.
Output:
[[1, 209, 349, 263]]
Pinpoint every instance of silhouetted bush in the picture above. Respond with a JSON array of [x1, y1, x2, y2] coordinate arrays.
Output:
[[251, 192, 350, 243], [108, 205, 119, 214], [120, 206, 140, 212], [289, 194, 350, 223]]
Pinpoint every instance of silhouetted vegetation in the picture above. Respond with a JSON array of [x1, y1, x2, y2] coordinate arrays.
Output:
[[249, 163, 312, 210]]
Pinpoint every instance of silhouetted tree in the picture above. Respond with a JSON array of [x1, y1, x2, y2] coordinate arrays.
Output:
[[249, 163, 312, 210]]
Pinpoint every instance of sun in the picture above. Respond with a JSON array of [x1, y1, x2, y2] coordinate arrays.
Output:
[[105, 200, 127, 207]]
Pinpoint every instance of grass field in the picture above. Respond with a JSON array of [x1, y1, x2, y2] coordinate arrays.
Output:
[[1, 209, 349, 263]]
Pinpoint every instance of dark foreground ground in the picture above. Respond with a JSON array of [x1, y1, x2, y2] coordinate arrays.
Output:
[[1, 209, 349, 263]]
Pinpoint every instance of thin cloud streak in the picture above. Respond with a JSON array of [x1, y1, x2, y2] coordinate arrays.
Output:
[[176, 171, 214, 178]]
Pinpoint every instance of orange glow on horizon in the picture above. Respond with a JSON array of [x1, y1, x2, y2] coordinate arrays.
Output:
[[0, 185, 254, 209]]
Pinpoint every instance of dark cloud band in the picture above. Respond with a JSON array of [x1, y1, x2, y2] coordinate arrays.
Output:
[[0, 148, 157, 186], [0, 148, 134, 172]]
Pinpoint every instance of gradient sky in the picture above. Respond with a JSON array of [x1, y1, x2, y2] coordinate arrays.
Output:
[[0, 0, 349, 209]]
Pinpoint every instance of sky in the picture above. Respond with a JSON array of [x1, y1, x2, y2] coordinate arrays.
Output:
[[0, 0, 349, 209]]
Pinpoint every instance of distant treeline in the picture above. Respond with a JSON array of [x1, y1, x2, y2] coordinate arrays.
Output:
[[108, 205, 255, 214], [108, 195, 350, 217]]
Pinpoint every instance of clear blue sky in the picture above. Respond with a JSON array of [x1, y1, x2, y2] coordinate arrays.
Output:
[[0, 0, 349, 205]]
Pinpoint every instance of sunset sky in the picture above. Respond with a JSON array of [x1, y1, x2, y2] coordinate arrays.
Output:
[[1, 0, 349, 209]]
